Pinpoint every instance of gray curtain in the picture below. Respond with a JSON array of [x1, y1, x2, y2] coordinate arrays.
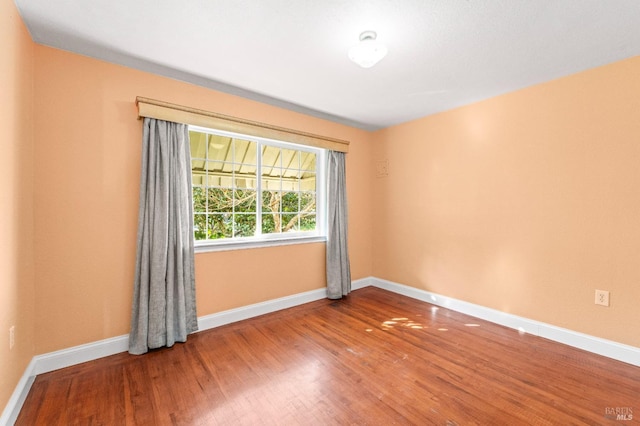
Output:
[[326, 151, 351, 299], [129, 118, 198, 355]]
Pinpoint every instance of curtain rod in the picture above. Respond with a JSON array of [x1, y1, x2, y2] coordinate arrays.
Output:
[[135, 97, 350, 153]]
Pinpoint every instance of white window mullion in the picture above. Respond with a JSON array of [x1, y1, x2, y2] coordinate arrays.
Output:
[[318, 150, 327, 237], [230, 138, 234, 238], [205, 133, 210, 239], [190, 125, 327, 248], [256, 142, 263, 237]]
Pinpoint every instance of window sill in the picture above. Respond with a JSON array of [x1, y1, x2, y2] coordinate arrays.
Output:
[[194, 235, 326, 253]]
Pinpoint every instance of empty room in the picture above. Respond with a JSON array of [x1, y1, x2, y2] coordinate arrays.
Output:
[[2, 0, 639, 424]]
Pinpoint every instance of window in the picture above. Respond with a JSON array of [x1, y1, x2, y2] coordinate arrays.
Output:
[[189, 126, 326, 249]]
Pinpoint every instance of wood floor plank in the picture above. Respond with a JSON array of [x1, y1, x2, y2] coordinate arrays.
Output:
[[16, 287, 640, 425]]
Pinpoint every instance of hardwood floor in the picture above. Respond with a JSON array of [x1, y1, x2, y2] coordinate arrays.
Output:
[[17, 287, 640, 425]]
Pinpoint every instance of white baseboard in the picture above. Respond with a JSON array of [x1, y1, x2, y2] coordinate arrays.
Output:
[[33, 334, 130, 376], [370, 277, 640, 368], [0, 360, 35, 426], [4, 275, 638, 425], [1, 335, 131, 426], [1, 280, 364, 425], [197, 276, 372, 330], [198, 287, 325, 330], [351, 276, 375, 291]]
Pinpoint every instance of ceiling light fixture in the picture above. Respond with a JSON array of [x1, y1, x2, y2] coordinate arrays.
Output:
[[348, 31, 388, 69]]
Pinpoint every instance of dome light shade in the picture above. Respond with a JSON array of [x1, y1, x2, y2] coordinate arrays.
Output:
[[348, 31, 388, 68]]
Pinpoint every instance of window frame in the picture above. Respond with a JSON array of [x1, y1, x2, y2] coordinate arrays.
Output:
[[189, 125, 327, 253]]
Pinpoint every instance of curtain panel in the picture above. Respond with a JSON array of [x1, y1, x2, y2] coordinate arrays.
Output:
[[326, 151, 352, 299], [129, 118, 198, 355]]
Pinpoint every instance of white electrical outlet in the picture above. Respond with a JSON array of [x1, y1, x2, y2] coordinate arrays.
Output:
[[595, 290, 610, 307], [9, 326, 15, 350]]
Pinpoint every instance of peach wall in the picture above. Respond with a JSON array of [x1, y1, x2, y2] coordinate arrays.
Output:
[[0, 0, 35, 412], [33, 46, 373, 354], [372, 56, 640, 347]]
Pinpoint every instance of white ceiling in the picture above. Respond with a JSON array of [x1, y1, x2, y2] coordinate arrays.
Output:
[[15, 0, 640, 130]]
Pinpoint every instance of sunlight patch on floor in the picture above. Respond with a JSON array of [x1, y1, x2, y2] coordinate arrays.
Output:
[[380, 317, 424, 331]]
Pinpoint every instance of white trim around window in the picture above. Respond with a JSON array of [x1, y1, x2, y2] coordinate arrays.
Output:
[[190, 125, 327, 251]]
